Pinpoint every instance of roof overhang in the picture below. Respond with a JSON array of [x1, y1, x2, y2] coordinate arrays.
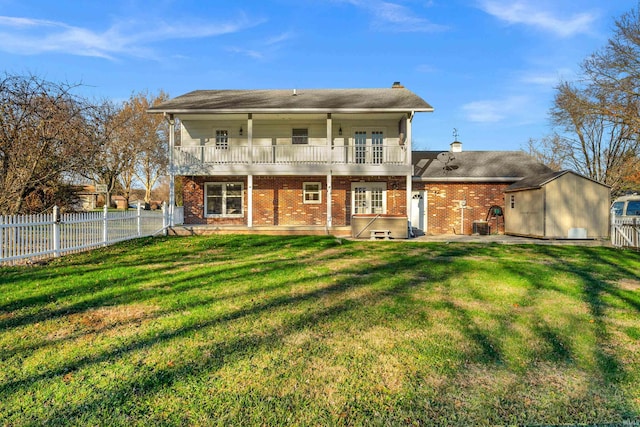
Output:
[[148, 107, 434, 115]]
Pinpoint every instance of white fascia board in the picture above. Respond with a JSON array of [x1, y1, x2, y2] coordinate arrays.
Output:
[[148, 107, 434, 115]]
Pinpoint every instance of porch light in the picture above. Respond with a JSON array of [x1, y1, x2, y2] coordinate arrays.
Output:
[[338, 126, 342, 136], [239, 126, 243, 136]]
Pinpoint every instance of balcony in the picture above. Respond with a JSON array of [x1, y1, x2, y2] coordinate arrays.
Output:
[[172, 144, 410, 176]]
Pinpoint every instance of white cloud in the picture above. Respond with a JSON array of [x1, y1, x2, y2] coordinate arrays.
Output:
[[478, 1, 597, 37], [342, 0, 448, 32], [462, 96, 529, 123], [520, 68, 575, 86], [0, 14, 261, 60]]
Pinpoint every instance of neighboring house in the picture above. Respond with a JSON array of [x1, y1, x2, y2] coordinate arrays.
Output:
[[148, 83, 433, 238], [411, 142, 554, 235], [504, 170, 611, 239]]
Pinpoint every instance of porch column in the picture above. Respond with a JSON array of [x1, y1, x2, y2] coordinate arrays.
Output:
[[248, 113, 253, 164], [167, 113, 175, 227], [327, 174, 332, 228], [406, 174, 412, 229], [247, 174, 253, 228], [406, 113, 414, 230], [326, 113, 332, 164]]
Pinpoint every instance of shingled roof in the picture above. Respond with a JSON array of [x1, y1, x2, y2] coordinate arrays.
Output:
[[504, 170, 610, 192], [148, 88, 433, 113], [413, 151, 554, 182]]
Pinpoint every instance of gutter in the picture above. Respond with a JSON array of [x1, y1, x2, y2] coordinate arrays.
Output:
[[147, 107, 435, 115]]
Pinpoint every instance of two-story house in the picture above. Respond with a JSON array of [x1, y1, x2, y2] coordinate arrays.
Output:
[[148, 83, 433, 238]]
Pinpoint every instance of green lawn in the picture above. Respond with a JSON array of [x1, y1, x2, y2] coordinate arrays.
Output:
[[1, 235, 639, 426]]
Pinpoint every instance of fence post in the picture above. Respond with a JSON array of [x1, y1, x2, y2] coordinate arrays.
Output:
[[53, 206, 61, 257], [137, 202, 142, 237], [103, 205, 108, 246], [610, 207, 615, 247], [634, 218, 638, 249], [162, 202, 168, 236]]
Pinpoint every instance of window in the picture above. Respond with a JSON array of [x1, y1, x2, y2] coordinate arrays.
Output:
[[627, 201, 640, 216], [372, 131, 384, 164], [353, 130, 385, 164], [510, 195, 515, 209], [292, 128, 308, 144], [215, 130, 228, 149], [612, 201, 624, 216], [352, 183, 386, 214], [205, 182, 243, 217], [303, 182, 322, 204]]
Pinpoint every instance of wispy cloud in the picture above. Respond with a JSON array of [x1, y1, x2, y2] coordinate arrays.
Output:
[[342, 0, 448, 32], [462, 96, 529, 123], [0, 14, 261, 60], [478, 1, 597, 37], [226, 30, 295, 60]]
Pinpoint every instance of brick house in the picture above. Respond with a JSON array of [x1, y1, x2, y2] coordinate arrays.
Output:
[[148, 83, 433, 237], [411, 142, 554, 235]]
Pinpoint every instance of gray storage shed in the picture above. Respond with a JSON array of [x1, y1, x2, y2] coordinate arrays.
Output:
[[504, 170, 610, 239]]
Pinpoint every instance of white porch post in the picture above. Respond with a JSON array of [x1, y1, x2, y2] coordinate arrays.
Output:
[[326, 113, 332, 165], [167, 113, 175, 227], [247, 174, 253, 228], [406, 113, 413, 231], [327, 174, 332, 228], [248, 113, 253, 164]]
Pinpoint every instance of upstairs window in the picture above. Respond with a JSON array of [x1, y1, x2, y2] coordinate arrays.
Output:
[[292, 128, 308, 144], [215, 130, 228, 149]]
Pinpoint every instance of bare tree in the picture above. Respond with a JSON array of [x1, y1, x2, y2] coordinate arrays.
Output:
[[126, 91, 170, 205], [0, 73, 90, 214], [531, 7, 640, 195], [84, 100, 136, 208]]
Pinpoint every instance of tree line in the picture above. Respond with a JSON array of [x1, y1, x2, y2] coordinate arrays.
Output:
[[530, 7, 640, 196], [0, 72, 169, 215]]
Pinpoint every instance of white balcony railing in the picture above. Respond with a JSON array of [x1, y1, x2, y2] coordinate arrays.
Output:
[[174, 144, 407, 167]]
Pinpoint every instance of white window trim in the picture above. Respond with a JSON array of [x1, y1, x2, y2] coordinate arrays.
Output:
[[351, 182, 387, 214], [303, 182, 322, 204], [204, 182, 244, 218]]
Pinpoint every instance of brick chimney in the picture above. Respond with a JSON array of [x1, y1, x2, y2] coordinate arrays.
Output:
[[392, 81, 404, 88]]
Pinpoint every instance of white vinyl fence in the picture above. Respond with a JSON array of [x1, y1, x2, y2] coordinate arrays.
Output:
[[0, 204, 185, 265], [611, 214, 639, 250]]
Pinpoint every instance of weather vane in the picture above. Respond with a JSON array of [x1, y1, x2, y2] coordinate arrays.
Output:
[[453, 128, 459, 141]]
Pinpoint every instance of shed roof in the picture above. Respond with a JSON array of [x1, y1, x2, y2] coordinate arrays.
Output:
[[505, 170, 611, 192], [148, 88, 433, 114], [412, 150, 554, 182]]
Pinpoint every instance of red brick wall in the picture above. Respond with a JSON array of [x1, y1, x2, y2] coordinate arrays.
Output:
[[182, 175, 407, 226], [413, 182, 508, 235]]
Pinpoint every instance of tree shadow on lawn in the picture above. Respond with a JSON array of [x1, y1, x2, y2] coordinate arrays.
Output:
[[500, 245, 639, 385], [2, 238, 639, 424], [1, 249, 460, 424], [0, 235, 340, 331]]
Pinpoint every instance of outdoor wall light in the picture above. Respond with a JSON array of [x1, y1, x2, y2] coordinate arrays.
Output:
[[239, 126, 243, 136], [338, 126, 342, 136]]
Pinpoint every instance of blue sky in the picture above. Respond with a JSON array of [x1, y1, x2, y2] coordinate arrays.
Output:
[[0, 0, 635, 151]]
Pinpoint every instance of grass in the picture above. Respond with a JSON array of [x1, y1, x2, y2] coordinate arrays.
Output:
[[1, 235, 639, 426]]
